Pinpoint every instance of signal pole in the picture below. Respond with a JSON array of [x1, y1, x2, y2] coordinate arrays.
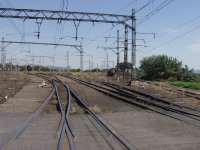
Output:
[[97, 63, 99, 73], [106, 53, 109, 70], [80, 43, 83, 72], [10, 57, 12, 70], [1, 38, 6, 70], [132, 9, 136, 80], [39, 56, 41, 72], [124, 25, 128, 64], [117, 30, 120, 70], [52, 56, 55, 73], [67, 50, 69, 72], [91, 61, 93, 70], [89, 59, 91, 70], [32, 55, 35, 72]]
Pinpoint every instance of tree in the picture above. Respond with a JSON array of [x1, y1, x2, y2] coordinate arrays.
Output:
[[118, 62, 132, 72], [181, 65, 195, 81], [140, 55, 182, 80], [41, 66, 50, 72], [71, 69, 80, 72]]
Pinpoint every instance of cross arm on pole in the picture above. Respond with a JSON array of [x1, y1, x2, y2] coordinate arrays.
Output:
[[73, 46, 82, 52], [0, 43, 11, 49], [97, 46, 122, 55], [0, 40, 81, 52], [0, 8, 133, 24], [0, 40, 80, 47]]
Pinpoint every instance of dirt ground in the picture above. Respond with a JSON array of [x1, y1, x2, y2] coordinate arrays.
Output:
[[129, 80, 200, 110], [0, 72, 60, 150], [58, 75, 141, 114], [0, 71, 29, 104], [70, 72, 200, 110], [0, 72, 200, 149], [59, 75, 200, 150]]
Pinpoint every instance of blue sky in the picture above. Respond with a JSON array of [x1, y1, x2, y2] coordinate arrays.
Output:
[[0, 0, 200, 70]]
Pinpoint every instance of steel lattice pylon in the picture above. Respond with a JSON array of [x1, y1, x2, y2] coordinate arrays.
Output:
[[0, 8, 134, 24], [0, 7, 137, 79]]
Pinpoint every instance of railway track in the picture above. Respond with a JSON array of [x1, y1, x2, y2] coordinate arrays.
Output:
[[51, 75, 137, 150], [51, 76, 75, 150], [1, 73, 137, 150], [3, 73, 199, 149], [138, 79, 200, 101], [66, 76, 200, 128], [103, 81, 200, 114], [0, 75, 55, 149]]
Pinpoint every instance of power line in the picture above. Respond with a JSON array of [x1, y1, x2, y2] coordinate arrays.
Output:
[[6, 0, 14, 8], [137, 0, 174, 25], [67, 0, 161, 69], [83, 0, 138, 48], [83, 0, 154, 45], [0, 8, 132, 50], [146, 14, 200, 44], [60, 0, 69, 11], [97, 0, 156, 47], [56, 0, 69, 44], [139, 23, 200, 57], [81, 24, 95, 38], [0, 2, 22, 38], [66, 0, 69, 10], [1, 1, 31, 42], [114, 0, 137, 14], [135, 0, 157, 14], [62, 1, 138, 53], [0, 1, 137, 71], [84, 26, 117, 48]]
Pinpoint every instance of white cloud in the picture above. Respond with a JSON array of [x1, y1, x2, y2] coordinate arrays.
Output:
[[188, 41, 200, 53]]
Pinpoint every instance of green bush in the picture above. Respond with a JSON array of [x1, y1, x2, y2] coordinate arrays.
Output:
[[140, 55, 182, 80], [139, 55, 195, 81], [71, 69, 80, 72]]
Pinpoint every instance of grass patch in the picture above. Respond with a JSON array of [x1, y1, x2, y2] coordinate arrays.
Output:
[[89, 105, 101, 114], [170, 81, 200, 90]]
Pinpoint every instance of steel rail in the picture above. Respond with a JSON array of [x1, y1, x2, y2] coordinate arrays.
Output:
[[69, 76, 200, 118], [104, 81, 200, 116], [67, 76, 200, 127], [51, 76, 74, 137], [103, 82, 200, 118], [51, 77, 75, 150], [102, 82, 200, 123], [138, 79, 200, 101], [72, 76, 200, 118], [30, 73, 75, 150], [52, 75, 137, 150], [68, 86, 137, 150], [0, 76, 55, 149]]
